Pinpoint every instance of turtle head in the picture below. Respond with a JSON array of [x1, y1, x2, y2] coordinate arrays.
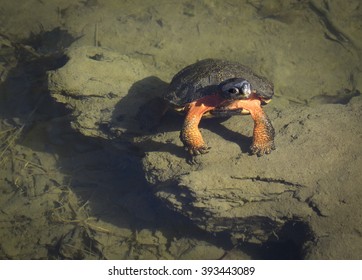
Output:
[[220, 78, 252, 100], [220, 77, 274, 104]]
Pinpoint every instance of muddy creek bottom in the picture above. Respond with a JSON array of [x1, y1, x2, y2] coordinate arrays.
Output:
[[0, 94, 309, 260], [1, 0, 362, 260], [0, 47, 310, 259]]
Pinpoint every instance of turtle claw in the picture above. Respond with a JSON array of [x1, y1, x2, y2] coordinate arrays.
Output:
[[185, 145, 210, 164], [250, 141, 275, 156], [185, 145, 211, 156]]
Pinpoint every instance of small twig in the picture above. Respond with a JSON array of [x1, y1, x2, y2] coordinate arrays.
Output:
[[0, 125, 24, 164], [53, 214, 111, 234], [0, 127, 17, 136], [15, 156, 47, 172]]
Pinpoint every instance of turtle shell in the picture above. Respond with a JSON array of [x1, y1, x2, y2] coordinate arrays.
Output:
[[164, 59, 274, 107]]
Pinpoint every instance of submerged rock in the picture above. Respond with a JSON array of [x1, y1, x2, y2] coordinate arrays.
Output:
[[48, 45, 167, 139], [48, 46, 362, 258]]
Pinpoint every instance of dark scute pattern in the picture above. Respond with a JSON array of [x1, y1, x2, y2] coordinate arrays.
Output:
[[164, 59, 274, 106]]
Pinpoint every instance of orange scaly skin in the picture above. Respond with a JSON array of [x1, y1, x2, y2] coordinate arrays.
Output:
[[221, 95, 275, 156], [181, 94, 224, 155]]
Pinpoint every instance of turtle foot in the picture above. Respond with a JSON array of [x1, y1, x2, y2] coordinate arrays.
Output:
[[184, 144, 211, 156], [250, 140, 275, 156]]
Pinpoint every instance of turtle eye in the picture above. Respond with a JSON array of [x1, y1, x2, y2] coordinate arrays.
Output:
[[228, 87, 239, 94], [220, 79, 251, 99]]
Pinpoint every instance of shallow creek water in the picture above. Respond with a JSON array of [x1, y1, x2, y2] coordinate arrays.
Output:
[[0, 0, 361, 259]]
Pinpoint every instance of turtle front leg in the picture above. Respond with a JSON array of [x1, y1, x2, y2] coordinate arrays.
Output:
[[250, 108, 275, 156], [181, 102, 213, 156], [215, 98, 275, 156]]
